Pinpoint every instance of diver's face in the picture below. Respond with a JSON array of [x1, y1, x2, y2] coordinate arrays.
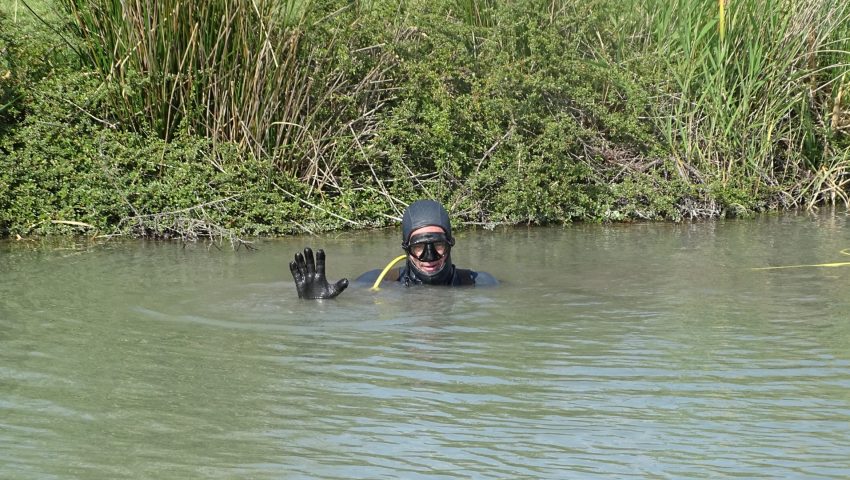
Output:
[[407, 226, 450, 275]]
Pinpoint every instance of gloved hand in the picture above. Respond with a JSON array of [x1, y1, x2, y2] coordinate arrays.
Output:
[[289, 247, 349, 299]]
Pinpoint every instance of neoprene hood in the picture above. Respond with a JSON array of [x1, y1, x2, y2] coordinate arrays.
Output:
[[400, 200, 455, 285], [401, 199, 453, 244]]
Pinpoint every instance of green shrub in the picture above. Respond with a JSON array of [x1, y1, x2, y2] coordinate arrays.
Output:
[[3, 0, 849, 240], [362, 2, 664, 224]]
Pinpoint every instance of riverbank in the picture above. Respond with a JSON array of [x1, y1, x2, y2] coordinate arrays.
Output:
[[2, 0, 848, 240]]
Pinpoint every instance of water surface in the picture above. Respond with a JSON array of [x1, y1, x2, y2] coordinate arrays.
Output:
[[2, 211, 850, 478]]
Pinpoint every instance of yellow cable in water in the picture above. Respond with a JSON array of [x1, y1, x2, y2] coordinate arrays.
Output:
[[753, 248, 850, 270], [370, 254, 407, 291]]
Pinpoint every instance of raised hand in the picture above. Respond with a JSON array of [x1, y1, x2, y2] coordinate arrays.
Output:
[[289, 247, 349, 299]]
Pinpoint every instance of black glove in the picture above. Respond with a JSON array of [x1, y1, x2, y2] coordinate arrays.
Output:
[[289, 247, 349, 299]]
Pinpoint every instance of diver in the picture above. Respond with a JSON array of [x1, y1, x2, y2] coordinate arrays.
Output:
[[289, 199, 498, 299]]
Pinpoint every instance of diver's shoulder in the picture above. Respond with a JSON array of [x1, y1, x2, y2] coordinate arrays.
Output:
[[354, 269, 381, 284], [354, 268, 401, 284], [470, 270, 498, 286], [453, 268, 498, 286]]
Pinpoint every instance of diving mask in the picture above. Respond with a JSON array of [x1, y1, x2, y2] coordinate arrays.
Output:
[[403, 232, 454, 262]]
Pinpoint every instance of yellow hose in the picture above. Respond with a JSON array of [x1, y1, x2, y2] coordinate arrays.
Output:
[[753, 248, 850, 270], [370, 254, 407, 291]]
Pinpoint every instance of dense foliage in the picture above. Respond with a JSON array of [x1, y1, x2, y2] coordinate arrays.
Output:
[[1, 0, 848, 239]]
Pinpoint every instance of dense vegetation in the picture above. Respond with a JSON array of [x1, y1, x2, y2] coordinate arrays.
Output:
[[1, 0, 848, 240]]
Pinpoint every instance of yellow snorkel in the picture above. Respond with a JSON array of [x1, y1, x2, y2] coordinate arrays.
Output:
[[370, 254, 407, 291]]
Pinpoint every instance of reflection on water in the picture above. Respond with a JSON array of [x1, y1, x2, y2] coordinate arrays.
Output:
[[2, 211, 850, 478]]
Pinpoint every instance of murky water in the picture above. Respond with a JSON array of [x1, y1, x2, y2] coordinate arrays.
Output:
[[2, 210, 850, 478]]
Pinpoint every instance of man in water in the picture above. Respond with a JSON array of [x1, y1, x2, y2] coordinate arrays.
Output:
[[289, 199, 497, 299]]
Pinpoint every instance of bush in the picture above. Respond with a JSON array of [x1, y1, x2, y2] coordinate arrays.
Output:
[[2, 0, 849, 240], [361, 2, 665, 224]]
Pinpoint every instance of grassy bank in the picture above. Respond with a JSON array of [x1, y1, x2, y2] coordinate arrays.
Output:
[[1, 0, 848, 240]]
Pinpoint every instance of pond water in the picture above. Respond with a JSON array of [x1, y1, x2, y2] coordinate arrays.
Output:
[[2, 210, 850, 479]]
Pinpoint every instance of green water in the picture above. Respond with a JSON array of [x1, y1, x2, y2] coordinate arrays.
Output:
[[2, 211, 850, 478]]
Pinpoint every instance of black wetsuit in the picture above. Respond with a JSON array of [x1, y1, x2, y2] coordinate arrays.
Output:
[[353, 199, 499, 288], [290, 199, 497, 299], [355, 264, 498, 287]]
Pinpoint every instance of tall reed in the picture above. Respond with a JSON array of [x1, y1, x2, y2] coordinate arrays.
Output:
[[59, 0, 396, 183], [629, 0, 850, 203], [453, 0, 498, 27]]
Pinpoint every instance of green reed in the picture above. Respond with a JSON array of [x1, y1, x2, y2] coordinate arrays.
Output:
[[58, 0, 394, 181], [47, 0, 850, 213], [629, 0, 850, 203]]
